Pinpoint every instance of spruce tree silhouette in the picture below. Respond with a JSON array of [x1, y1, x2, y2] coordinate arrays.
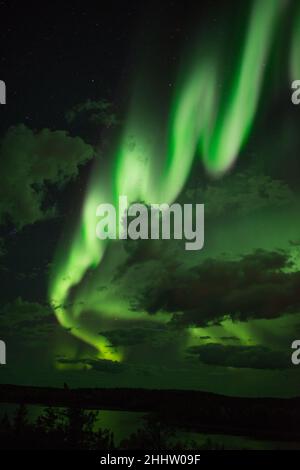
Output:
[[64, 407, 98, 449], [13, 404, 28, 436], [0, 412, 11, 433]]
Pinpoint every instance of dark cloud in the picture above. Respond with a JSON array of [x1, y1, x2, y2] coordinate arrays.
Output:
[[187, 343, 292, 370], [99, 326, 169, 348], [0, 297, 57, 344], [65, 99, 119, 128], [219, 336, 240, 342], [136, 249, 300, 326], [56, 357, 125, 374], [0, 124, 93, 229], [113, 228, 181, 283], [0, 239, 6, 257], [185, 170, 293, 217]]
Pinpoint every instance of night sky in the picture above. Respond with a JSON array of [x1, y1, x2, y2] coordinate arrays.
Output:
[[0, 0, 300, 398]]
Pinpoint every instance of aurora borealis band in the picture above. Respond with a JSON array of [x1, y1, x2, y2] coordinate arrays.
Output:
[[5, 2, 300, 458], [1, 0, 300, 403], [47, 0, 300, 365]]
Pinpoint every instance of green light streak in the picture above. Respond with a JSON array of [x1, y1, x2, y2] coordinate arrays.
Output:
[[290, 2, 300, 79], [201, 0, 281, 174], [164, 60, 217, 201], [114, 117, 157, 204]]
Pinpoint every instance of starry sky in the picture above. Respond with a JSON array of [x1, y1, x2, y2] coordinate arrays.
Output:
[[0, 0, 300, 397]]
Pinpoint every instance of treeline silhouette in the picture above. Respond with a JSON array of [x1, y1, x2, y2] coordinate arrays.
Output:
[[0, 384, 299, 447], [0, 405, 224, 450]]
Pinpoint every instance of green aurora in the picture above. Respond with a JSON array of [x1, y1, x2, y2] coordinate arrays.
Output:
[[48, 0, 300, 371]]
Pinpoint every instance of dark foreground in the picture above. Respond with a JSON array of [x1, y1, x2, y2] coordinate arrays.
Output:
[[0, 384, 299, 447]]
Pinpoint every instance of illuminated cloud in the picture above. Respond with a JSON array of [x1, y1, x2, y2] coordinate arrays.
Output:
[[0, 125, 93, 229]]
